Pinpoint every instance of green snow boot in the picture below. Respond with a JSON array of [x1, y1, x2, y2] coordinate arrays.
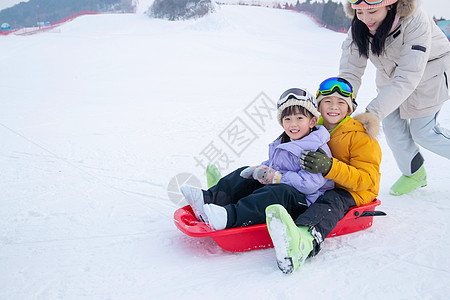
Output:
[[390, 166, 427, 196], [266, 204, 314, 274], [206, 164, 221, 188]]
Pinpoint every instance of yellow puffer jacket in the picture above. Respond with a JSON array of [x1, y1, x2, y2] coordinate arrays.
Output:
[[319, 113, 382, 206]]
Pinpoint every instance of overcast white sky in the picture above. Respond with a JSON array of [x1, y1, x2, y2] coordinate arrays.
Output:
[[0, 0, 449, 19]]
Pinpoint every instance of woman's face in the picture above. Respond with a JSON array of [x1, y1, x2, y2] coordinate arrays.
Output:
[[356, 7, 389, 31]]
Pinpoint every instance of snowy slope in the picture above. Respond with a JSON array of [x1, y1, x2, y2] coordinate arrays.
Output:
[[1, 5, 449, 299]]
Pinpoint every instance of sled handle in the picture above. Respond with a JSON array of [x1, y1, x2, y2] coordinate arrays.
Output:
[[355, 210, 387, 218]]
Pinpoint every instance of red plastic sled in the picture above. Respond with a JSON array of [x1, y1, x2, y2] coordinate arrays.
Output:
[[174, 199, 385, 252]]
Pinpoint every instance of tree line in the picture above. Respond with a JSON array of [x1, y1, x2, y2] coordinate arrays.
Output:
[[149, 0, 214, 21], [0, 0, 132, 28], [286, 0, 351, 31], [1, 0, 352, 29]]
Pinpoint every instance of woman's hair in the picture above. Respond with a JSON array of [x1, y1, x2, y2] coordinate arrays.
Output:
[[351, 3, 398, 57], [276, 105, 316, 143]]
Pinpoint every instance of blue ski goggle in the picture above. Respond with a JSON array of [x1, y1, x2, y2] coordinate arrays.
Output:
[[316, 77, 353, 99], [316, 77, 358, 109]]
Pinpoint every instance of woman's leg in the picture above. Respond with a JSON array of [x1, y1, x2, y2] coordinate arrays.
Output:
[[383, 108, 424, 176], [410, 110, 450, 159]]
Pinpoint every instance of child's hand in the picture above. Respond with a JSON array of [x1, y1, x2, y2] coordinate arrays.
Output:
[[299, 148, 332, 175], [240, 166, 259, 179], [252, 166, 282, 184]]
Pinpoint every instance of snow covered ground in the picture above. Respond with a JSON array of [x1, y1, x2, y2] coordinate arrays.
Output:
[[1, 5, 449, 299]]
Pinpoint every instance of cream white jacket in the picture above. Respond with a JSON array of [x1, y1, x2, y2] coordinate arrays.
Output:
[[340, 0, 450, 120]]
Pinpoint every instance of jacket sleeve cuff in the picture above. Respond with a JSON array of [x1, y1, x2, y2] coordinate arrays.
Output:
[[325, 158, 339, 179], [272, 171, 282, 184]]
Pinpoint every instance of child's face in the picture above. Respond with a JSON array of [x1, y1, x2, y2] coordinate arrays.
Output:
[[318, 96, 351, 130], [281, 111, 317, 141]]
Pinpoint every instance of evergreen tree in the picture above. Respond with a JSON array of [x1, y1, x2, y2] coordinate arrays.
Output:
[[149, 0, 215, 21], [296, 0, 350, 31], [322, 1, 350, 29]]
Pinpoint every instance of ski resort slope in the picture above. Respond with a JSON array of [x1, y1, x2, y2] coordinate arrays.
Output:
[[1, 5, 449, 299]]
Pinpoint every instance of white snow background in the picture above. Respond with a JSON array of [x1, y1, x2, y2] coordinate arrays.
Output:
[[1, 4, 450, 299]]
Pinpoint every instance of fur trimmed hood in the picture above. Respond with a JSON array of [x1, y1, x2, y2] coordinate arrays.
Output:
[[353, 112, 380, 139], [344, 0, 416, 19]]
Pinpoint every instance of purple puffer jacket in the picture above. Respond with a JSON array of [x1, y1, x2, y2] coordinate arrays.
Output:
[[261, 126, 335, 206]]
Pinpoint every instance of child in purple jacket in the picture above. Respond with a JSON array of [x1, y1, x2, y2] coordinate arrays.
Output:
[[180, 88, 334, 231]]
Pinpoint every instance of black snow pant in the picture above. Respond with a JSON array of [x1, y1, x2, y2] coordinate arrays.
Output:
[[294, 188, 356, 256], [203, 167, 309, 229]]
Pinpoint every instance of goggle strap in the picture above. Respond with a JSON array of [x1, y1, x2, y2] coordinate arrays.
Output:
[[277, 90, 315, 108], [317, 86, 352, 98]]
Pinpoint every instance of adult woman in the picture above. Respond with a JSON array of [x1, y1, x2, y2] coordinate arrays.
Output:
[[339, 0, 450, 195]]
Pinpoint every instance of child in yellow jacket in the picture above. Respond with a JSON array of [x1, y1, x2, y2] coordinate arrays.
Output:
[[265, 77, 382, 274]]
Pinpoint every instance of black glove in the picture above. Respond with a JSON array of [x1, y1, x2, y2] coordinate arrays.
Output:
[[299, 148, 332, 175]]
